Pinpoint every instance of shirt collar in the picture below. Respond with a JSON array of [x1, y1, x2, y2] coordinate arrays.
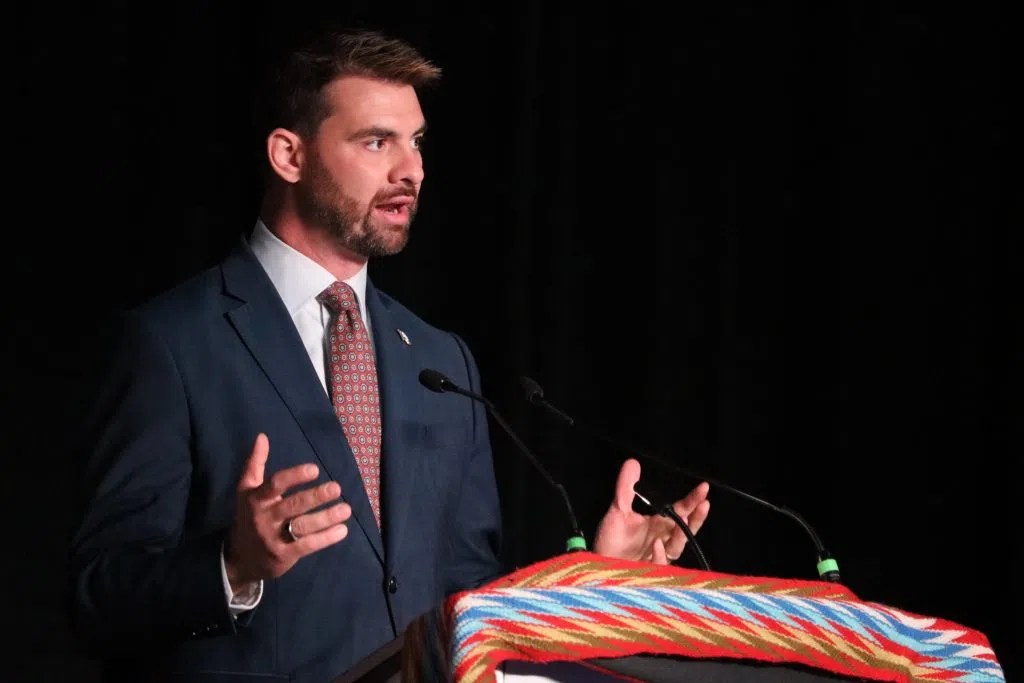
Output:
[[248, 218, 369, 320]]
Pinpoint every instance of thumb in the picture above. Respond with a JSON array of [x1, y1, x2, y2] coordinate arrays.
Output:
[[238, 433, 269, 491], [613, 458, 642, 513]]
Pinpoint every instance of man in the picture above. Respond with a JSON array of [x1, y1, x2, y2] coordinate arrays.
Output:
[[67, 26, 711, 683]]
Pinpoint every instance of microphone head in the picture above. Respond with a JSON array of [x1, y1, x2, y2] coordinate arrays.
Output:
[[418, 368, 450, 393], [518, 375, 545, 402]]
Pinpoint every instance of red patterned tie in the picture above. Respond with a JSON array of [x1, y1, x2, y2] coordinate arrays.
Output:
[[317, 281, 382, 528]]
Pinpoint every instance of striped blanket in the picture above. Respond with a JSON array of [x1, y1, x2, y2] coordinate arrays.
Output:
[[402, 551, 1004, 683]]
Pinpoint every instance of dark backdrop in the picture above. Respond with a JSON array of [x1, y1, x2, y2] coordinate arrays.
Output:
[[11, 2, 1017, 681]]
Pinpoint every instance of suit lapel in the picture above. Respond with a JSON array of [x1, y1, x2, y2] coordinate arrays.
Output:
[[365, 280, 423, 568], [221, 243, 385, 563]]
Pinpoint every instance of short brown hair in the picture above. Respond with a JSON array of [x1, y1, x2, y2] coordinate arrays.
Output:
[[264, 26, 441, 139]]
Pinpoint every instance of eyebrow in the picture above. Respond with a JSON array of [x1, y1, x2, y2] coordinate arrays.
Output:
[[348, 123, 428, 141]]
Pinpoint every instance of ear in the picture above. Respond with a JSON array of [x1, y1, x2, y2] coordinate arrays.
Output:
[[266, 127, 304, 183]]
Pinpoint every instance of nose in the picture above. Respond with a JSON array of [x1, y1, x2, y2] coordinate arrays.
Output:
[[389, 145, 424, 188]]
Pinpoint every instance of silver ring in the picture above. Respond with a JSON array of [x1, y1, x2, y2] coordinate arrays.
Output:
[[283, 518, 298, 543]]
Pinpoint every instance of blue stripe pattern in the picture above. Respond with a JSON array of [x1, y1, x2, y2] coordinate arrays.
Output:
[[449, 587, 1005, 682]]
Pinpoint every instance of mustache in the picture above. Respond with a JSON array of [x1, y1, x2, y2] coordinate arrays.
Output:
[[373, 187, 417, 203]]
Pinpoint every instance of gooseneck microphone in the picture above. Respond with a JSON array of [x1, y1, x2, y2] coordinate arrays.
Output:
[[515, 382, 712, 571], [519, 376, 842, 583], [418, 369, 587, 554]]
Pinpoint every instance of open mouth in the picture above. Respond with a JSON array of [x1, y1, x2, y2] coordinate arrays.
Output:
[[373, 197, 414, 223]]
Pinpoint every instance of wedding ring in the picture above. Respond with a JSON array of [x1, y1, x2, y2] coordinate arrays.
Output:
[[283, 518, 298, 543]]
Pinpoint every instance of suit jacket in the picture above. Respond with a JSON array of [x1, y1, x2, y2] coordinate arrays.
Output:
[[67, 238, 504, 683]]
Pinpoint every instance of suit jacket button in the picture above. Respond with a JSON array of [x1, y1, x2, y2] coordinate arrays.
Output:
[[387, 576, 398, 594]]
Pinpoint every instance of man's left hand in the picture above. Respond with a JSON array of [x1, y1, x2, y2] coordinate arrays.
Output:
[[592, 458, 710, 564]]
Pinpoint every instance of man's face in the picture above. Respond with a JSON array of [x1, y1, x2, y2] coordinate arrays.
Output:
[[294, 75, 426, 258]]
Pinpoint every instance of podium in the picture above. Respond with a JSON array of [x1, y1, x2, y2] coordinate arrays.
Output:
[[332, 552, 1005, 683]]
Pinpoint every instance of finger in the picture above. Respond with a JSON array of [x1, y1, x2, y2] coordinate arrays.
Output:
[[291, 521, 349, 557], [664, 526, 688, 564], [685, 499, 711, 536], [613, 458, 642, 513], [671, 487, 710, 532], [663, 500, 711, 561], [652, 537, 668, 565], [674, 481, 711, 517], [273, 480, 341, 521], [256, 463, 321, 502], [284, 501, 352, 538], [659, 517, 687, 561], [237, 433, 270, 492], [664, 482, 707, 529]]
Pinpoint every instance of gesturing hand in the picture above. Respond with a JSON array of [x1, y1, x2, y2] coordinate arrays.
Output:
[[593, 458, 710, 565], [224, 433, 351, 592]]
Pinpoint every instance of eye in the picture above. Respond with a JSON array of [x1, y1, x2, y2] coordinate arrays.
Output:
[[366, 139, 386, 151], [412, 136, 425, 150]]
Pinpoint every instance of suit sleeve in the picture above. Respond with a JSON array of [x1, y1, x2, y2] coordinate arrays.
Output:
[[66, 311, 239, 652], [442, 333, 506, 594]]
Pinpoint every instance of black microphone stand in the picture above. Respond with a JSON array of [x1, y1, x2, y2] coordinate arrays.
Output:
[[520, 376, 842, 583], [419, 369, 588, 554]]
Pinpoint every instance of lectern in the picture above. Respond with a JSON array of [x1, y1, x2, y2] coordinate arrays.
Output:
[[332, 552, 1005, 683]]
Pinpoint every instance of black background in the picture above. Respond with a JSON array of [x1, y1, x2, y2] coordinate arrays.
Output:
[[11, 1, 1017, 680]]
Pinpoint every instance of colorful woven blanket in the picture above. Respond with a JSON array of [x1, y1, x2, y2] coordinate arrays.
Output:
[[402, 552, 1004, 683]]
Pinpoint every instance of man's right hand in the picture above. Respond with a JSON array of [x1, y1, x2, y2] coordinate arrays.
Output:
[[224, 433, 351, 592]]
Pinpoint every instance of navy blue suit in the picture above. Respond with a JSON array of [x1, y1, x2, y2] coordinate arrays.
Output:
[[67, 238, 504, 682]]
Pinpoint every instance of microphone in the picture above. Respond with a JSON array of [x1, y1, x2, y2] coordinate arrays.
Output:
[[418, 369, 587, 554], [519, 376, 842, 583], [519, 380, 711, 571]]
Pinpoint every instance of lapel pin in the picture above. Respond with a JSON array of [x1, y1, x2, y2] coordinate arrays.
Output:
[[396, 328, 411, 345]]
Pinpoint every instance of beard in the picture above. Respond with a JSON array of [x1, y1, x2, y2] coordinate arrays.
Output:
[[294, 153, 417, 259]]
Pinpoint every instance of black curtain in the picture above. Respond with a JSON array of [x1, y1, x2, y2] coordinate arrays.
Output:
[[11, 2, 1016, 680]]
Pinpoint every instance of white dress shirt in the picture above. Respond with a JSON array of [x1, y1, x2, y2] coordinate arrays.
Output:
[[219, 218, 372, 614]]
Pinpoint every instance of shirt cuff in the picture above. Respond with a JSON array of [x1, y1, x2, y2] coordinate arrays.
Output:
[[220, 542, 263, 615]]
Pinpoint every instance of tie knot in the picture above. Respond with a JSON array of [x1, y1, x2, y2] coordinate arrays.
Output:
[[317, 281, 359, 315]]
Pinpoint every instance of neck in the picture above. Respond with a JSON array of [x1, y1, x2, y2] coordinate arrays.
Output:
[[260, 191, 367, 281]]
